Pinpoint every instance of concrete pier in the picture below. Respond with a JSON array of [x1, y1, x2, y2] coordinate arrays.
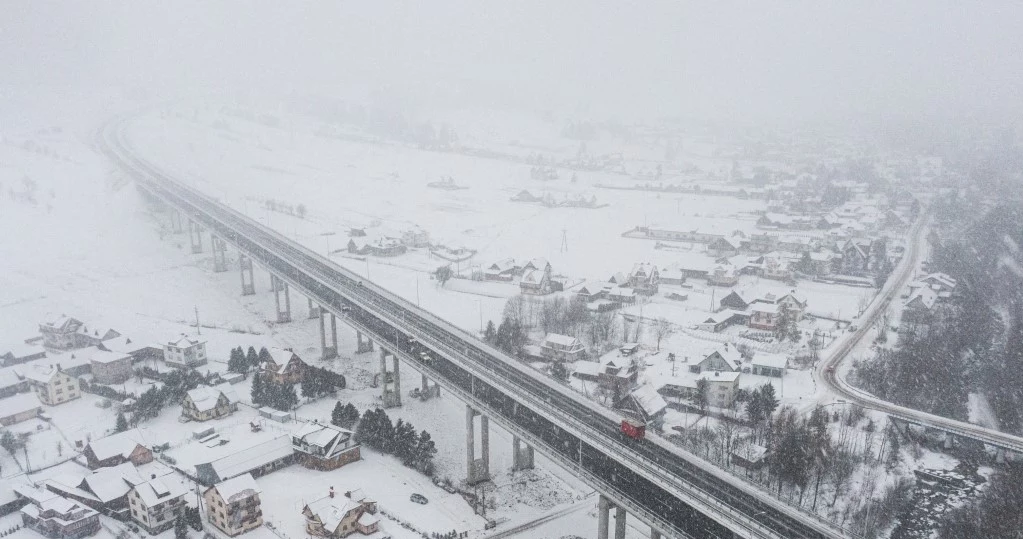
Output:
[[189, 220, 203, 253], [380, 348, 401, 408], [511, 436, 534, 471], [239, 255, 255, 295], [466, 406, 490, 485], [272, 275, 291, 323], [211, 235, 227, 272]]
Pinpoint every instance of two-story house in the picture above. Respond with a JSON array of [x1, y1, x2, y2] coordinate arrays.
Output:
[[292, 422, 361, 471], [303, 492, 379, 538], [24, 365, 80, 406], [627, 263, 660, 295], [181, 384, 239, 422], [260, 348, 308, 384], [688, 347, 742, 374], [519, 260, 553, 296], [88, 350, 133, 385], [539, 333, 586, 362], [749, 303, 781, 331], [163, 335, 208, 369], [18, 486, 101, 539], [128, 476, 188, 534], [203, 474, 263, 537], [39, 315, 84, 350]]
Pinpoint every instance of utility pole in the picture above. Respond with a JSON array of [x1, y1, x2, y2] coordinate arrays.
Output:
[[194, 306, 201, 335]]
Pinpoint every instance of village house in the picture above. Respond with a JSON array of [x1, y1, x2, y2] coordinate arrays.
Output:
[[88, 350, 133, 385], [292, 421, 361, 471], [366, 237, 406, 257], [195, 436, 296, 486], [510, 190, 540, 203], [128, 476, 189, 534], [627, 263, 660, 295], [658, 266, 686, 286], [755, 291, 808, 321], [24, 365, 80, 406], [761, 255, 793, 281], [572, 357, 638, 397], [574, 282, 608, 301], [706, 236, 741, 258], [0, 368, 28, 398], [606, 286, 636, 305], [607, 272, 629, 286], [658, 371, 742, 409], [203, 474, 263, 537], [181, 383, 240, 422], [806, 251, 836, 276], [162, 335, 207, 369], [920, 272, 957, 296], [749, 354, 787, 377], [0, 393, 42, 426], [73, 325, 122, 350], [707, 264, 738, 287], [719, 291, 752, 312], [38, 315, 84, 350], [696, 310, 748, 333], [83, 430, 154, 469], [400, 227, 430, 248], [540, 333, 586, 361], [688, 347, 742, 374], [519, 262, 552, 296], [749, 303, 781, 331], [98, 337, 163, 363], [615, 384, 667, 431], [17, 486, 101, 539], [730, 440, 769, 472], [260, 348, 308, 384], [303, 490, 379, 538], [45, 462, 145, 515], [483, 258, 519, 281], [839, 238, 881, 276], [1, 343, 46, 367], [902, 287, 938, 329]]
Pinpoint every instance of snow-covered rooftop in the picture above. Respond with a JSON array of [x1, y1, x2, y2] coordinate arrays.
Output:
[[212, 473, 261, 503]]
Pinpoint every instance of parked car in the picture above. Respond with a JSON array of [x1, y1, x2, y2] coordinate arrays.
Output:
[[410, 493, 428, 505]]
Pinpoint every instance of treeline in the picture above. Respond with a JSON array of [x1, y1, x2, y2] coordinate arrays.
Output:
[[131, 369, 220, 426], [855, 199, 1023, 430], [227, 346, 268, 373], [354, 408, 437, 475], [250, 374, 298, 411], [301, 366, 346, 398], [501, 295, 623, 354]]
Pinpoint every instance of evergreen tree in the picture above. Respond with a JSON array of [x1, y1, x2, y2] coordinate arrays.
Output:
[[758, 383, 779, 418], [393, 419, 419, 464], [483, 321, 496, 343], [250, 374, 265, 405], [277, 383, 298, 411], [173, 514, 188, 539], [375, 409, 395, 452], [414, 430, 437, 475], [693, 378, 709, 414], [115, 412, 128, 433], [258, 347, 272, 367], [228, 347, 247, 373], [246, 347, 260, 370], [341, 403, 360, 429], [331, 401, 346, 427]]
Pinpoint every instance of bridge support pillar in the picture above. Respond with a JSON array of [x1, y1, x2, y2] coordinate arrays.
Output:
[[239, 255, 255, 296], [649, 530, 661, 539], [420, 374, 440, 400], [211, 235, 227, 272], [319, 310, 338, 360], [943, 432, 954, 450], [597, 496, 611, 539], [308, 298, 320, 319], [380, 349, 401, 408], [466, 406, 490, 485], [272, 275, 292, 323], [511, 436, 534, 471], [996, 448, 1006, 464], [189, 220, 203, 253], [356, 331, 374, 354], [613, 506, 626, 539], [170, 210, 184, 233]]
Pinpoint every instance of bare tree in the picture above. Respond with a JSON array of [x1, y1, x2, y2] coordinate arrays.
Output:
[[654, 317, 672, 351]]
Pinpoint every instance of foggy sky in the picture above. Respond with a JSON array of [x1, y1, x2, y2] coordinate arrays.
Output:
[[2, 1, 1021, 128]]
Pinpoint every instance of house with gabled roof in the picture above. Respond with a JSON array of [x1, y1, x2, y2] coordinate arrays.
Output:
[[260, 348, 308, 384], [83, 430, 154, 469], [128, 476, 188, 534], [707, 264, 738, 286], [519, 262, 552, 296], [0, 393, 41, 426], [615, 384, 667, 430], [24, 365, 80, 406], [902, 287, 938, 327], [39, 314, 84, 350], [163, 334, 207, 368], [719, 291, 752, 311], [1, 343, 46, 367], [203, 474, 263, 536], [88, 349, 132, 384], [195, 435, 296, 485], [689, 347, 743, 374], [574, 282, 608, 301], [73, 325, 121, 349], [484, 258, 519, 281], [707, 236, 741, 258], [45, 462, 146, 514], [303, 492, 379, 538], [292, 422, 361, 471], [540, 333, 586, 362], [749, 303, 781, 331], [181, 383, 239, 422], [627, 263, 659, 295], [18, 485, 101, 539]]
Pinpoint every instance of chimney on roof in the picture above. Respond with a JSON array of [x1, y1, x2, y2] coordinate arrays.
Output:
[[345, 491, 352, 499], [151, 474, 157, 479], [329, 486, 335, 498], [715, 371, 720, 377]]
